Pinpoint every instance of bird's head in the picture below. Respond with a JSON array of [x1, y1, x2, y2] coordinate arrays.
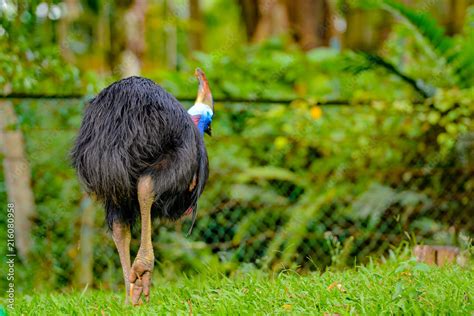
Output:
[[188, 68, 213, 136]]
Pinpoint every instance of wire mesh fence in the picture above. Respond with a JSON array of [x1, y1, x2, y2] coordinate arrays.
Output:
[[0, 98, 472, 288], [183, 166, 473, 269]]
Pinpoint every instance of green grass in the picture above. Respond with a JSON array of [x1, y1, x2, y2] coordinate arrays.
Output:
[[3, 258, 473, 315]]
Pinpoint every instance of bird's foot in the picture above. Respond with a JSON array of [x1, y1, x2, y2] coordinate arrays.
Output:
[[129, 254, 154, 306]]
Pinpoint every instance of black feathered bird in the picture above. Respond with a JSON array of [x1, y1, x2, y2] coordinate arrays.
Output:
[[71, 69, 214, 305]]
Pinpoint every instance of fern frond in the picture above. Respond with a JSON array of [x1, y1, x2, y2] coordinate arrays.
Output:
[[380, 0, 474, 88], [382, 0, 455, 57], [452, 32, 474, 88], [263, 188, 327, 269], [343, 51, 434, 97], [264, 182, 352, 269], [360, 52, 434, 97]]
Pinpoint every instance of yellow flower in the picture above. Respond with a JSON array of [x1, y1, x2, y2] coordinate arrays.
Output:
[[310, 106, 322, 119]]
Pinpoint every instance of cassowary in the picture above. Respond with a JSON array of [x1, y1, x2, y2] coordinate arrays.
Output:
[[71, 69, 213, 305]]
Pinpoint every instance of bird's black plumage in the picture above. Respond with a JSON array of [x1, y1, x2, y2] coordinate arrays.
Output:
[[71, 76, 209, 228]]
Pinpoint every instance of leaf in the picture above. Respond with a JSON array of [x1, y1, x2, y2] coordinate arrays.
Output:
[[392, 281, 405, 300], [344, 52, 433, 97], [397, 190, 431, 208], [307, 48, 339, 63], [413, 262, 431, 273], [352, 183, 432, 228], [380, 0, 474, 88], [382, 0, 454, 57], [352, 183, 396, 228], [229, 184, 288, 206], [265, 185, 350, 268], [237, 166, 303, 185]]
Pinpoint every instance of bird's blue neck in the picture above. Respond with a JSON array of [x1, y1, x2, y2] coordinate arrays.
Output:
[[197, 117, 207, 134], [190, 114, 211, 135], [188, 103, 213, 136]]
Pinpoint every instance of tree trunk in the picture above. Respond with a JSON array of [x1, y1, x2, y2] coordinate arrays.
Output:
[[74, 194, 96, 288], [109, 0, 146, 77], [189, 0, 202, 51], [237, 0, 261, 40], [237, 0, 332, 50], [445, 0, 468, 35], [342, 2, 391, 52], [252, 0, 289, 43], [0, 102, 36, 262], [58, 0, 80, 63], [96, 2, 111, 74], [285, 0, 332, 50], [164, 0, 178, 69]]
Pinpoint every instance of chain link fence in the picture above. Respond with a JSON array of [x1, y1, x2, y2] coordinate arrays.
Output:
[[0, 98, 472, 288], [185, 165, 473, 268]]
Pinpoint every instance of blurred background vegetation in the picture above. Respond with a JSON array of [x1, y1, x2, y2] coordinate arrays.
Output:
[[0, 0, 473, 293]]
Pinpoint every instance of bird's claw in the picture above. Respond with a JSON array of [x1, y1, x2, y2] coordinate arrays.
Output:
[[129, 257, 153, 306]]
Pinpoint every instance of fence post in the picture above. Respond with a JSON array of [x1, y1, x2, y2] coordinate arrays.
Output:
[[75, 194, 96, 288], [0, 101, 36, 262]]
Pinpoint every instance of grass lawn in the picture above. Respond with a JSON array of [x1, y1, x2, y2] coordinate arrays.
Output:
[[3, 258, 473, 315]]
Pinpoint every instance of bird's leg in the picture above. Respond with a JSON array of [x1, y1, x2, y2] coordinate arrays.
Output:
[[112, 221, 131, 304], [130, 176, 155, 305]]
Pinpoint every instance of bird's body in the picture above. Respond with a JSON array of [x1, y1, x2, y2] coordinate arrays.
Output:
[[71, 76, 208, 228], [71, 70, 214, 305]]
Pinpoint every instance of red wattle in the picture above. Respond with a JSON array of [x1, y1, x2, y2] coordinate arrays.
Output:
[[191, 115, 201, 126]]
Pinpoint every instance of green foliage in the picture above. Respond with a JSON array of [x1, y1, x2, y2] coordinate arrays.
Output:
[[152, 40, 414, 102], [359, 0, 474, 90], [0, 3, 98, 95], [452, 7, 474, 88], [343, 2, 474, 153], [352, 183, 431, 229], [420, 88, 474, 153], [344, 51, 434, 97], [382, 0, 455, 57], [0, 46, 81, 94]]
